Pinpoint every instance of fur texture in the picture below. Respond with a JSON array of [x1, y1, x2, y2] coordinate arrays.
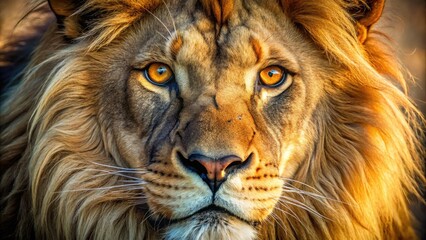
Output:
[[0, 0, 424, 239]]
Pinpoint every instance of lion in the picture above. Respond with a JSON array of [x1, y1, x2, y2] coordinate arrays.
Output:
[[0, 0, 424, 239]]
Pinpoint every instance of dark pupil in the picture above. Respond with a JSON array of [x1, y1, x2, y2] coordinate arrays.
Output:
[[157, 66, 167, 75], [268, 69, 279, 77]]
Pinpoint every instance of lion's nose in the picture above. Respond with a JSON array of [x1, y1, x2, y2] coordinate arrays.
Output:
[[178, 152, 249, 193]]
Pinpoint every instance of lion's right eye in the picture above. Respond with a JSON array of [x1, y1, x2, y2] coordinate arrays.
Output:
[[259, 65, 288, 87], [143, 62, 174, 86]]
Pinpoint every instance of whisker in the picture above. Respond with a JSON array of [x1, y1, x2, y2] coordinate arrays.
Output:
[[162, 0, 177, 34], [156, 30, 168, 41], [89, 161, 146, 172], [280, 177, 322, 193], [84, 168, 145, 181], [141, 205, 167, 224], [282, 185, 350, 206], [279, 196, 331, 221], [268, 212, 288, 236], [253, 201, 289, 235], [282, 186, 333, 205], [57, 183, 145, 193], [119, 179, 146, 183], [90, 169, 146, 175], [282, 187, 307, 202], [275, 202, 304, 226], [143, 7, 173, 37]]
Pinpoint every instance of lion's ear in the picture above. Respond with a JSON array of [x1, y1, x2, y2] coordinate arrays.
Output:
[[48, 0, 88, 39], [47, 0, 161, 43], [48, 0, 80, 19], [348, 0, 385, 43]]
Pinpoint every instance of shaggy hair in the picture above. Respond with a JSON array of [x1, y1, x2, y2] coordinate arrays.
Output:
[[0, 0, 424, 239]]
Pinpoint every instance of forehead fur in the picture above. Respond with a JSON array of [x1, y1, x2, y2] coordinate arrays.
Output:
[[200, 0, 234, 25], [52, 0, 368, 73]]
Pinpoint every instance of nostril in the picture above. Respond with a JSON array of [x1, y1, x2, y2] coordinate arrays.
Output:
[[223, 159, 243, 174], [177, 152, 209, 180]]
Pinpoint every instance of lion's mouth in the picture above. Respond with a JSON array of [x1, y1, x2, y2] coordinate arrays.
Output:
[[147, 205, 259, 229]]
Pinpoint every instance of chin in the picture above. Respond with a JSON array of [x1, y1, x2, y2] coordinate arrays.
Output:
[[163, 209, 257, 240]]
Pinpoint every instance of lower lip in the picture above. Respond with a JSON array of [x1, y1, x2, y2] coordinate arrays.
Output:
[[148, 205, 257, 229]]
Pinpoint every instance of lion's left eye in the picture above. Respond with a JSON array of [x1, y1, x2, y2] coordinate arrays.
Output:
[[259, 65, 288, 87], [144, 62, 174, 86]]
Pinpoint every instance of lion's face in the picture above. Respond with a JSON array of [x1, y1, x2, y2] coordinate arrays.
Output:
[[3, 0, 422, 239], [96, 1, 323, 238]]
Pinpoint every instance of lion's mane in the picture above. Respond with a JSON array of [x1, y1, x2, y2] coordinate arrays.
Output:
[[0, 0, 424, 239]]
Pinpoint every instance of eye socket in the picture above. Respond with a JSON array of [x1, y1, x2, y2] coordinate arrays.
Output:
[[144, 62, 174, 85], [259, 65, 288, 87]]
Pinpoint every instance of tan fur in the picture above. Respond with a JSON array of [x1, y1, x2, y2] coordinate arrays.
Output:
[[0, 0, 424, 239]]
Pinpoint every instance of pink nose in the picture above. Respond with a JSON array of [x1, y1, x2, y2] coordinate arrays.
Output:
[[191, 155, 243, 181], [179, 153, 246, 192]]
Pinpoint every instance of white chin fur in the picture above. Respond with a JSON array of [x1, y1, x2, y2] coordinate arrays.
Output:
[[164, 212, 257, 240]]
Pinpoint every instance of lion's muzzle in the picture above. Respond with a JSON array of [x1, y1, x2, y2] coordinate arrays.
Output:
[[175, 101, 257, 193]]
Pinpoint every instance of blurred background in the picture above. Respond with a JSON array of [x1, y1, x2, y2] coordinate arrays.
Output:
[[381, 0, 425, 114], [378, 4, 426, 237]]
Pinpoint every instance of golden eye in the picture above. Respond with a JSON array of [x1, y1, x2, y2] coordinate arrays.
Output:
[[144, 62, 174, 85], [259, 65, 287, 87]]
